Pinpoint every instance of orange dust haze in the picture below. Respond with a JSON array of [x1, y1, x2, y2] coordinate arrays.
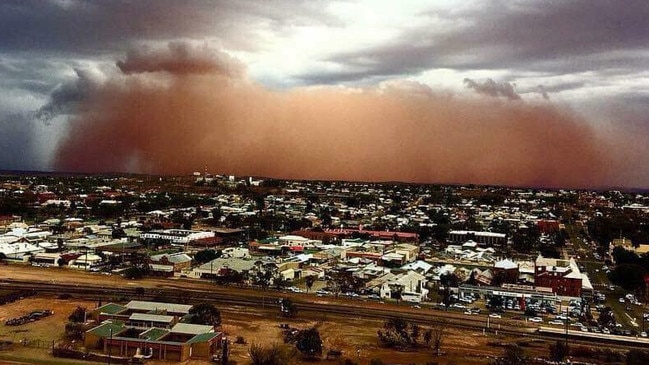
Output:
[[54, 43, 619, 188]]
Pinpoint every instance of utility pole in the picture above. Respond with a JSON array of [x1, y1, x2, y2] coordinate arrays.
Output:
[[565, 315, 569, 348], [107, 328, 112, 365]]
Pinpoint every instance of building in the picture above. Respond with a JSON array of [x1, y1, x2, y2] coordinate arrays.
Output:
[[87, 299, 222, 362], [150, 252, 192, 274], [534, 255, 582, 297], [447, 230, 507, 246], [141, 230, 215, 246], [493, 258, 519, 284], [85, 321, 222, 362]]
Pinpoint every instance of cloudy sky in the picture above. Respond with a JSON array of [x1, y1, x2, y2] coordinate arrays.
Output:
[[1, 0, 648, 188]]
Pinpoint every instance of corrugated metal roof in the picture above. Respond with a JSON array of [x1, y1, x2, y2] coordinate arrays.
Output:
[[126, 301, 192, 314], [129, 313, 174, 323]]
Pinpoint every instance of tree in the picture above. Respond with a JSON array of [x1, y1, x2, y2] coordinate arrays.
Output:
[[123, 266, 146, 280], [598, 307, 616, 328], [249, 342, 296, 365], [111, 227, 126, 239], [68, 306, 87, 323], [627, 349, 649, 365], [188, 303, 221, 327], [610, 264, 647, 292], [57, 257, 66, 267], [549, 340, 569, 362], [280, 298, 298, 318], [423, 329, 432, 346], [295, 327, 322, 359], [377, 317, 424, 349], [389, 283, 405, 303], [305, 276, 316, 293], [194, 249, 220, 264], [491, 344, 526, 365], [64, 322, 85, 341], [430, 323, 446, 356], [0, 252, 6, 262]]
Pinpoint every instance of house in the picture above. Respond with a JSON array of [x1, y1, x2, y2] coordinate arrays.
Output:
[[493, 258, 519, 284], [150, 252, 192, 273], [534, 255, 582, 297], [0, 241, 45, 260], [379, 270, 429, 302], [69, 253, 103, 270]]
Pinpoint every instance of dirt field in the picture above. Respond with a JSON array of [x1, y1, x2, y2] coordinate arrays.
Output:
[[0, 266, 622, 364], [0, 293, 552, 365]]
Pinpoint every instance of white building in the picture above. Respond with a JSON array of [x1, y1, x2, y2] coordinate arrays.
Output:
[[140, 230, 215, 245]]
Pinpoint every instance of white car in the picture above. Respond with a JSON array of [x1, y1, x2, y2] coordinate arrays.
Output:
[[489, 313, 502, 318], [641, 332, 647, 337], [548, 320, 564, 325], [602, 328, 610, 334], [529, 317, 543, 323]]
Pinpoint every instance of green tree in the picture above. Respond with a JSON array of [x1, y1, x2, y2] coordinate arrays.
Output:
[[627, 349, 649, 365], [598, 307, 616, 328], [549, 340, 569, 362], [295, 327, 322, 359], [57, 257, 66, 267], [64, 322, 85, 341], [249, 342, 296, 365], [188, 303, 221, 327], [491, 344, 526, 365], [68, 306, 87, 323], [194, 249, 220, 264], [377, 317, 424, 349], [305, 276, 316, 293], [280, 298, 298, 318], [610, 264, 647, 292], [430, 324, 446, 356]]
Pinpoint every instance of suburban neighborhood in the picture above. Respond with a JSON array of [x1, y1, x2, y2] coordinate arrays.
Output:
[[2, 173, 649, 364]]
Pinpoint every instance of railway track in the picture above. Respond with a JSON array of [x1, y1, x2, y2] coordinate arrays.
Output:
[[2, 279, 647, 351]]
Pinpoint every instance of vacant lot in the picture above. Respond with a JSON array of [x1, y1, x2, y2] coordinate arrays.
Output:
[[0, 294, 553, 365]]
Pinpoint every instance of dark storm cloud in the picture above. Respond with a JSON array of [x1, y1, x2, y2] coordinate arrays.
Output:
[[0, 113, 40, 170], [116, 42, 245, 76], [463, 78, 521, 100], [0, 57, 69, 95], [0, 0, 334, 55], [303, 0, 649, 83], [35, 67, 104, 121]]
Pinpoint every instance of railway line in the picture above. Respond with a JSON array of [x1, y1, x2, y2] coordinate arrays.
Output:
[[2, 278, 648, 352]]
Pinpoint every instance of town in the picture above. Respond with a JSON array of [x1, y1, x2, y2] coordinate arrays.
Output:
[[1, 172, 649, 364]]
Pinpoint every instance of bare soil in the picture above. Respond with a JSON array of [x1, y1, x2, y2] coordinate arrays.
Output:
[[0, 265, 616, 365]]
